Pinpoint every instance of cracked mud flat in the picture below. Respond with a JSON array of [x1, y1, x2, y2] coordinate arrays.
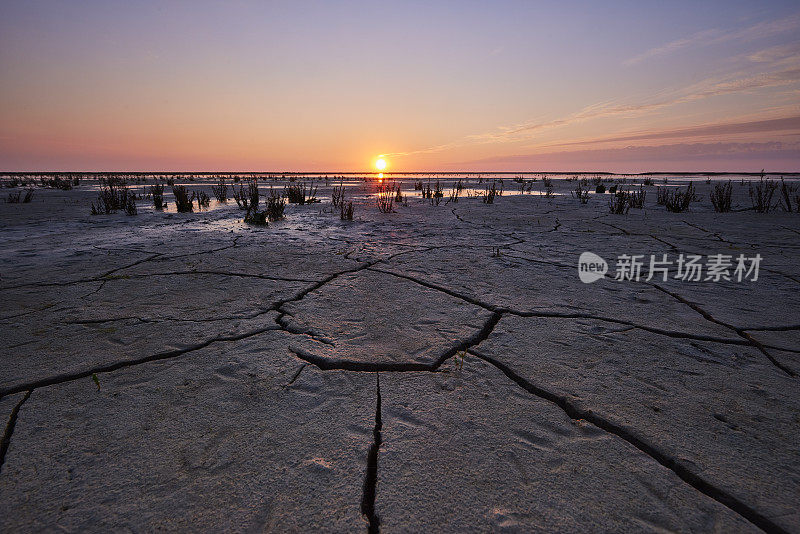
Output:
[[1, 176, 799, 532]]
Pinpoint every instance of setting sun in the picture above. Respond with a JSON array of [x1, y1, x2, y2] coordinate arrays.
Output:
[[375, 158, 387, 171]]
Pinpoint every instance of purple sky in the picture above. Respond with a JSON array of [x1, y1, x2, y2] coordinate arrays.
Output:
[[1, 1, 799, 171]]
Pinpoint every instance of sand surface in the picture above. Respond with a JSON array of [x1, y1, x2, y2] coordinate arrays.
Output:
[[1, 174, 799, 532]]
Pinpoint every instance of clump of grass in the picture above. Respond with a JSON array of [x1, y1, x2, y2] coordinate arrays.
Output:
[[331, 181, 345, 208], [340, 200, 354, 220], [749, 173, 776, 213], [233, 184, 250, 210], [447, 184, 460, 204], [664, 183, 697, 213], [172, 185, 193, 213], [193, 190, 210, 209], [642, 177, 654, 186], [483, 182, 498, 204], [608, 191, 630, 214], [656, 186, 669, 205], [150, 184, 165, 209], [285, 182, 319, 204], [23, 188, 34, 203], [376, 182, 395, 213], [710, 180, 733, 212], [413, 179, 423, 191], [395, 186, 403, 203], [430, 181, 443, 206], [595, 184, 606, 194], [91, 180, 136, 215], [778, 177, 798, 212], [572, 183, 589, 204], [265, 188, 286, 221], [211, 178, 228, 202], [626, 186, 646, 209], [542, 176, 553, 188], [7, 190, 21, 203]]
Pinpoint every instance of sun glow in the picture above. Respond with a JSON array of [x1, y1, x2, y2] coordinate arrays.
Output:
[[375, 158, 387, 171]]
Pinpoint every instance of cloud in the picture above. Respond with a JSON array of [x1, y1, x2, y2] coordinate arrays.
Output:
[[623, 13, 800, 66], [458, 141, 800, 172], [556, 115, 800, 148]]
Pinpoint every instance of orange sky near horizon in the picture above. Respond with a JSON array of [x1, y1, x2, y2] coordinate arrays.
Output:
[[1, 2, 799, 172]]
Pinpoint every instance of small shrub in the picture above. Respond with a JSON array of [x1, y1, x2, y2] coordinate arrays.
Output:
[[331, 181, 345, 208], [92, 180, 135, 215], [595, 184, 606, 194], [173, 185, 193, 213], [7, 190, 21, 203], [233, 184, 249, 210], [778, 177, 798, 212], [642, 177, 654, 186], [211, 178, 228, 202], [340, 200, 354, 220], [265, 188, 286, 221], [608, 192, 629, 214], [749, 174, 777, 213], [377, 182, 395, 213], [447, 185, 459, 204], [656, 187, 669, 205], [572, 183, 589, 204], [664, 183, 697, 213], [193, 190, 210, 209], [542, 176, 553, 188], [285, 182, 319, 204], [150, 184, 165, 209], [413, 179, 423, 191], [483, 182, 498, 204], [626, 186, 646, 209], [22, 188, 34, 203], [710, 180, 733, 212]]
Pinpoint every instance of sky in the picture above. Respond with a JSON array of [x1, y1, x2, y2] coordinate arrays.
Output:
[[1, 0, 799, 172]]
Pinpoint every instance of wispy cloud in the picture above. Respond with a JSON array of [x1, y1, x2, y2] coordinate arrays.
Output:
[[623, 13, 800, 66]]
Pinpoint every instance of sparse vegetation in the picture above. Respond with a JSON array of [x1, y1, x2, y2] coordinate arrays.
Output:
[[710, 180, 733, 212], [595, 184, 606, 194], [664, 183, 697, 213], [92, 179, 136, 215], [285, 182, 319, 204], [211, 178, 228, 202], [150, 184, 165, 209], [331, 181, 345, 208], [749, 173, 777, 213], [626, 186, 646, 209], [265, 188, 286, 221], [656, 187, 669, 205], [483, 182, 498, 204], [193, 190, 210, 209], [377, 182, 395, 213], [778, 177, 798, 212], [572, 183, 589, 204], [172, 185, 193, 213], [608, 191, 630, 214], [340, 200, 354, 220]]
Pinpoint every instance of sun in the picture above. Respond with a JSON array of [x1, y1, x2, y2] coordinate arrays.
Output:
[[375, 158, 387, 171]]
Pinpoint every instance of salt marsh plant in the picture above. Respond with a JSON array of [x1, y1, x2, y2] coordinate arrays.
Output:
[[376, 182, 395, 213], [542, 176, 553, 188], [92, 180, 136, 215], [572, 183, 589, 204], [150, 184, 165, 209], [265, 188, 286, 221], [172, 185, 193, 213], [626, 186, 646, 209], [447, 185, 460, 203], [483, 182, 499, 204], [595, 184, 606, 194], [749, 175, 777, 213], [710, 180, 733, 212], [340, 200, 354, 220], [664, 183, 697, 213], [778, 177, 798, 212], [331, 181, 345, 208], [193, 190, 210, 209], [608, 192, 630, 214], [656, 187, 669, 205], [211, 178, 228, 202], [285, 182, 319, 204]]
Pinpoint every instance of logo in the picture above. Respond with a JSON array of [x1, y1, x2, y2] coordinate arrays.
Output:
[[578, 252, 608, 283]]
